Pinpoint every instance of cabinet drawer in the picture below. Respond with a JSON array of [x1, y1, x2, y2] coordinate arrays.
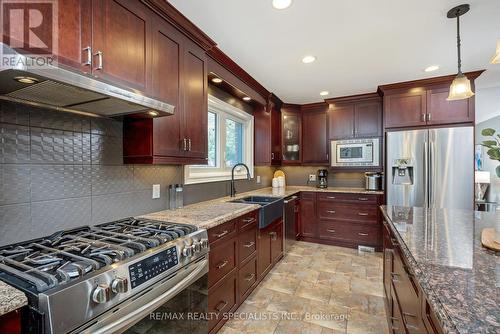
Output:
[[239, 210, 258, 230], [238, 226, 257, 264], [318, 192, 378, 204], [208, 271, 237, 332], [209, 237, 236, 287], [318, 202, 378, 223], [301, 192, 316, 200], [238, 256, 257, 298], [208, 220, 236, 245], [318, 221, 380, 245]]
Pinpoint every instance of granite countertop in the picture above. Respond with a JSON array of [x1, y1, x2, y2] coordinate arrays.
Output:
[[142, 186, 383, 229], [0, 280, 27, 316], [381, 205, 499, 334]]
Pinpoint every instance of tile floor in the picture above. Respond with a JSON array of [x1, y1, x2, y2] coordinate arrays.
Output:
[[220, 241, 389, 334]]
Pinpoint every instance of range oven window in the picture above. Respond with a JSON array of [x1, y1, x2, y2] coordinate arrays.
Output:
[[339, 146, 363, 159]]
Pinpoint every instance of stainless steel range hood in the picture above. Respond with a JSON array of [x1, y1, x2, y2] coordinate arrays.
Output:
[[0, 44, 174, 118]]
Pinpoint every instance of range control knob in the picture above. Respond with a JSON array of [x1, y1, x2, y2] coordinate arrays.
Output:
[[193, 240, 202, 253], [111, 277, 129, 294], [92, 284, 111, 304], [182, 246, 193, 257], [200, 239, 209, 249]]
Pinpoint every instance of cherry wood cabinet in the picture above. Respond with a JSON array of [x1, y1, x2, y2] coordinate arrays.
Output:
[[302, 105, 329, 164], [271, 100, 282, 165], [379, 72, 483, 129], [281, 104, 302, 164], [300, 192, 317, 238], [326, 93, 382, 140], [254, 104, 272, 165]]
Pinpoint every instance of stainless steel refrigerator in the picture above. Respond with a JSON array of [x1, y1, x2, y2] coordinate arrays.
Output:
[[386, 127, 474, 210]]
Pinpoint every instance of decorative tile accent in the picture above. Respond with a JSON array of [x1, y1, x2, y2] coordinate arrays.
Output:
[[30, 107, 90, 133], [91, 192, 137, 224], [91, 165, 135, 195], [0, 164, 30, 205], [30, 127, 91, 164], [31, 165, 91, 201], [0, 101, 30, 126], [91, 118, 122, 137], [91, 134, 122, 165], [31, 198, 91, 235], [0, 123, 30, 163], [0, 204, 31, 246]]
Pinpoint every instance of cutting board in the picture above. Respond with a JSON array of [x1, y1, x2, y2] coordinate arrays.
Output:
[[481, 228, 500, 251]]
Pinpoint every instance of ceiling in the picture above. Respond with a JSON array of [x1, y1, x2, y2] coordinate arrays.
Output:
[[169, 0, 500, 104]]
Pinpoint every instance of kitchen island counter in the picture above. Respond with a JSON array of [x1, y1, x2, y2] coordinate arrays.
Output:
[[0, 280, 27, 316], [381, 205, 499, 334]]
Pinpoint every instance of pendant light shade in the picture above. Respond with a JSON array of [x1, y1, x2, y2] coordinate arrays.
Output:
[[446, 4, 475, 101], [447, 73, 474, 100], [492, 38, 500, 64]]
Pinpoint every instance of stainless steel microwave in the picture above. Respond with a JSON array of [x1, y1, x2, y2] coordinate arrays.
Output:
[[330, 138, 380, 167]]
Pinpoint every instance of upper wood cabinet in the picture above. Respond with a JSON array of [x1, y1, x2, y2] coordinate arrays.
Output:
[[123, 13, 208, 164], [302, 104, 329, 164], [254, 104, 272, 166], [326, 93, 382, 140], [379, 71, 483, 129]]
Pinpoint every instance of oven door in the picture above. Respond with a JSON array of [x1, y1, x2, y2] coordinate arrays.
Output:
[[74, 256, 208, 334]]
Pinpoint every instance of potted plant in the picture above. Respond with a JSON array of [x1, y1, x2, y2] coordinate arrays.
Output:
[[481, 128, 500, 176]]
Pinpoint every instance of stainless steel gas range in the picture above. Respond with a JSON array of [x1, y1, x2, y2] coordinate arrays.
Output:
[[0, 218, 209, 334]]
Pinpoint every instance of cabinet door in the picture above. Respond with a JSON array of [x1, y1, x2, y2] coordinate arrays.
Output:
[[281, 107, 301, 163], [151, 18, 183, 157], [270, 220, 283, 263], [426, 86, 473, 125], [182, 40, 208, 160], [355, 101, 382, 137], [302, 110, 328, 164], [384, 90, 426, 128], [92, 0, 150, 91], [271, 106, 282, 165], [328, 104, 354, 140], [257, 226, 272, 279], [300, 195, 317, 238], [254, 105, 272, 165]]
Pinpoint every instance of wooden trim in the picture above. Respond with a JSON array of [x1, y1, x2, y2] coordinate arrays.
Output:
[[207, 47, 270, 99], [142, 0, 216, 51], [300, 102, 328, 112], [377, 70, 485, 95], [325, 92, 381, 104]]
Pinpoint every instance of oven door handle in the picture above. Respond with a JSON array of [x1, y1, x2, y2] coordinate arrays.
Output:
[[79, 258, 208, 334]]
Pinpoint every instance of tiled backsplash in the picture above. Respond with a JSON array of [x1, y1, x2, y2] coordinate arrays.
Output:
[[0, 101, 272, 246]]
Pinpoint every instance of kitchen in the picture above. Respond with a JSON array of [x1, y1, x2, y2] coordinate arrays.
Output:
[[0, 0, 498, 333]]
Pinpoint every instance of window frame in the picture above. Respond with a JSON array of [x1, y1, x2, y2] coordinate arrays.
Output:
[[184, 95, 254, 185]]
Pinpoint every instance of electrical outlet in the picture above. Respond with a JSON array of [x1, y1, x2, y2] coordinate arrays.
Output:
[[256, 175, 261, 184], [152, 184, 160, 199], [309, 174, 316, 182]]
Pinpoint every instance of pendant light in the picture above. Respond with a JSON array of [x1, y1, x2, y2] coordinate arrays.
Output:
[[446, 4, 474, 101], [492, 38, 500, 64]]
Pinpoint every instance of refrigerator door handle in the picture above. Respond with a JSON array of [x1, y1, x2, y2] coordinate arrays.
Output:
[[429, 141, 434, 208], [423, 141, 429, 208]]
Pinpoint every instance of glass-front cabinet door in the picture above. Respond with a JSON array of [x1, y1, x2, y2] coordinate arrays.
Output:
[[281, 106, 302, 163]]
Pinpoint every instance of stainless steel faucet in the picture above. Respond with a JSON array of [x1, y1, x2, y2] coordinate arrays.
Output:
[[230, 163, 251, 197]]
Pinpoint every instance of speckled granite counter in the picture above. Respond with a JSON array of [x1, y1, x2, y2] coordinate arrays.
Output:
[[0, 280, 27, 316], [142, 186, 382, 229], [381, 205, 499, 334]]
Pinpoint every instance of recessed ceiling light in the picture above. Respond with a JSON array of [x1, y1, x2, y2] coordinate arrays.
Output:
[[272, 0, 292, 10], [424, 65, 439, 72], [211, 77, 223, 83], [243, 96, 251, 101], [148, 111, 159, 117], [320, 91, 329, 96], [14, 76, 39, 84], [302, 55, 316, 64]]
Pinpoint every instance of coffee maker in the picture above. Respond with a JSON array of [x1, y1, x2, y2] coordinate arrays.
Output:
[[317, 169, 328, 188]]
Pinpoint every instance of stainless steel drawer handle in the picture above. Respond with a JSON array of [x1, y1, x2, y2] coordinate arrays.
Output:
[[244, 273, 255, 282], [214, 230, 229, 238], [188, 138, 192, 151], [391, 238, 400, 246], [357, 212, 369, 216], [358, 232, 369, 236], [326, 229, 336, 233], [326, 210, 336, 214], [391, 272, 401, 283], [215, 300, 228, 312], [216, 260, 229, 269], [94, 51, 103, 70], [243, 241, 255, 248], [358, 197, 369, 201], [326, 196, 336, 199], [269, 232, 277, 241], [403, 312, 417, 318], [242, 218, 256, 223]]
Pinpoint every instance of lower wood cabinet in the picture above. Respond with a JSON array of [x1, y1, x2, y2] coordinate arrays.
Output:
[[299, 192, 383, 250], [383, 220, 443, 334], [207, 210, 283, 333]]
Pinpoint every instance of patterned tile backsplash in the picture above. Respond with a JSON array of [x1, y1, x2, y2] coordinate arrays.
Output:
[[0, 101, 273, 246]]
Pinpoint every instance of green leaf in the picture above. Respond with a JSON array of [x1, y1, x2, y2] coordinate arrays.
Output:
[[496, 165, 500, 178], [487, 148, 500, 160], [482, 140, 498, 148], [481, 128, 496, 136]]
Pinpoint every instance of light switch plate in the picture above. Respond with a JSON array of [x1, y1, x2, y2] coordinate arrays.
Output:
[[152, 184, 160, 199], [309, 174, 316, 182], [256, 175, 261, 184]]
